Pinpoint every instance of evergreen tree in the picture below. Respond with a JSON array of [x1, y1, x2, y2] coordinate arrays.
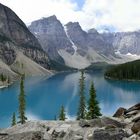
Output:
[[87, 82, 102, 119], [18, 75, 27, 124], [0, 74, 6, 83], [11, 112, 16, 126], [59, 105, 66, 121], [77, 71, 86, 120]]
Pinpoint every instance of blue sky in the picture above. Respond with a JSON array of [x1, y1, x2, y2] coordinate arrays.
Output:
[[71, 0, 85, 9], [1, 0, 140, 32]]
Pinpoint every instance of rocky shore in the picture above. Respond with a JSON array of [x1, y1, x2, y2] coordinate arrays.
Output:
[[0, 103, 139, 140]]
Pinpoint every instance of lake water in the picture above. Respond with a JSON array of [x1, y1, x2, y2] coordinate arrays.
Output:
[[0, 71, 140, 128]]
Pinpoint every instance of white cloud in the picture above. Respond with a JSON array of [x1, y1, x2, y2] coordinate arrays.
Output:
[[1, 0, 140, 32], [0, 0, 78, 24]]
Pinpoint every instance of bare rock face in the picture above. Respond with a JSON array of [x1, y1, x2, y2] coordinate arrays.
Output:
[[93, 128, 128, 140], [65, 22, 115, 58], [126, 103, 140, 113], [0, 3, 40, 48], [0, 118, 130, 140], [113, 103, 140, 119], [29, 18, 119, 68], [113, 107, 127, 118], [0, 41, 16, 65], [29, 16, 73, 63], [1, 102, 140, 140], [113, 102, 140, 138], [65, 22, 87, 49], [79, 117, 126, 128], [0, 131, 44, 140], [102, 31, 140, 55], [115, 32, 140, 55], [131, 121, 140, 134], [0, 3, 50, 69], [28, 15, 140, 68], [87, 29, 115, 57]]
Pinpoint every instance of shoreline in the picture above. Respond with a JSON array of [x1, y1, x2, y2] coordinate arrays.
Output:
[[0, 82, 13, 89], [0, 71, 54, 90], [0, 85, 8, 89], [104, 75, 140, 82], [0, 103, 139, 139]]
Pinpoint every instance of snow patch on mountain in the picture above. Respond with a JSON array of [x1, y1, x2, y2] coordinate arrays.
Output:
[[64, 26, 77, 54], [114, 51, 140, 63], [115, 50, 140, 59], [126, 53, 140, 58]]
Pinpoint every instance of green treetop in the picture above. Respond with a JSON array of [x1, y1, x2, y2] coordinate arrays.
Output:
[[11, 112, 16, 126], [18, 75, 27, 124], [77, 71, 86, 120], [59, 105, 66, 121], [87, 81, 102, 119]]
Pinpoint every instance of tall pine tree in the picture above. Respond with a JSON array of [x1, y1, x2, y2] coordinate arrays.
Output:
[[77, 71, 86, 120], [18, 75, 27, 124], [59, 105, 66, 121], [87, 82, 102, 119], [11, 112, 16, 126]]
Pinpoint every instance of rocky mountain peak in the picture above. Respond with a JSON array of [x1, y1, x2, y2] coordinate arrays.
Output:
[[45, 15, 57, 21], [29, 15, 73, 62], [65, 22, 83, 32], [0, 3, 41, 49], [0, 3, 51, 73], [88, 28, 99, 34], [65, 21, 87, 50], [29, 15, 140, 69], [29, 15, 62, 35]]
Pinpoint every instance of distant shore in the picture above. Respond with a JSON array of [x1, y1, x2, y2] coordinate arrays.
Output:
[[104, 75, 140, 82]]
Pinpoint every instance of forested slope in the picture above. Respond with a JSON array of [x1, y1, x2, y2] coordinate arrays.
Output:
[[105, 60, 140, 80]]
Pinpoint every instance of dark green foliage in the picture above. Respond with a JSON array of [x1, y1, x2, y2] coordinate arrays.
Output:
[[0, 34, 11, 42], [48, 59, 76, 71], [59, 105, 66, 121], [11, 112, 16, 126], [77, 71, 86, 120], [86, 82, 102, 119], [0, 74, 7, 82], [105, 60, 140, 80], [18, 75, 27, 124], [85, 62, 112, 72]]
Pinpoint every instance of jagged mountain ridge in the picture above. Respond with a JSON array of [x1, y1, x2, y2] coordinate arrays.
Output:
[[0, 3, 52, 79], [29, 15, 140, 69], [28, 16, 73, 64], [102, 31, 140, 55], [29, 16, 116, 69]]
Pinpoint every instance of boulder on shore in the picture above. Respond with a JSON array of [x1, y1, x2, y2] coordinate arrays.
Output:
[[0, 103, 139, 140], [113, 107, 127, 118]]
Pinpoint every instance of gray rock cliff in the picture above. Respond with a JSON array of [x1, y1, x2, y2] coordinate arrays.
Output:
[[0, 3, 50, 69], [29, 15, 73, 63]]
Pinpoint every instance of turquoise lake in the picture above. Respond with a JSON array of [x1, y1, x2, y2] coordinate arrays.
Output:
[[0, 71, 140, 128]]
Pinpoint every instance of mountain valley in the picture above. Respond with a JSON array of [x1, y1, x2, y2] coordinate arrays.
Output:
[[29, 15, 140, 69]]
